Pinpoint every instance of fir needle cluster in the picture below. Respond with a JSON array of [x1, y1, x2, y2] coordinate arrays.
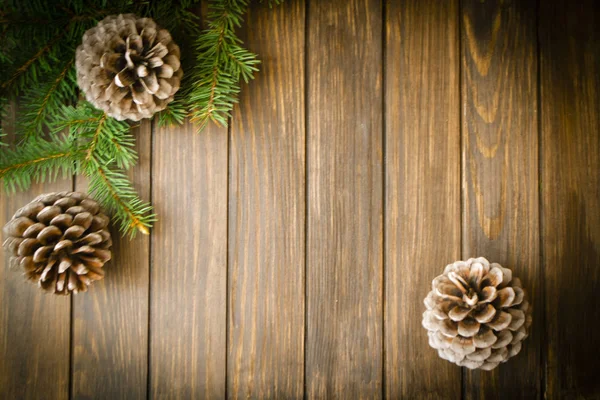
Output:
[[0, 0, 281, 237]]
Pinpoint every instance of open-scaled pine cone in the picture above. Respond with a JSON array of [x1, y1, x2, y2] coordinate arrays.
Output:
[[75, 14, 182, 121], [2, 192, 112, 295], [422, 257, 532, 370]]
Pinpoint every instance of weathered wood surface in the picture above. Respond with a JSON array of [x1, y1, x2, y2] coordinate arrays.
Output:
[[540, 1, 600, 398], [461, 0, 541, 399], [0, 1, 599, 398], [384, 0, 461, 399], [150, 119, 228, 399], [305, 0, 383, 398], [227, 1, 305, 399]]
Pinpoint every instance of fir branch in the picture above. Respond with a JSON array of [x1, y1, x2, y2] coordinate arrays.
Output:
[[227, 44, 260, 83], [0, 0, 286, 238], [55, 103, 137, 170], [57, 116, 103, 127], [0, 100, 7, 145], [189, 68, 240, 130], [0, 153, 70, 175], [0, 28, 67, 91], [53, 102, 148, 235], [93, 117, 137, 170], [157, 97, 187, 127], [0, 104, 151, 236], [84, 159, 155, 237], [191, 15, 229, 128], [38, 60, 75, 115], [17, 59, 77, 138], [188, 0, 259, 131], [0, 136, 78, 192]]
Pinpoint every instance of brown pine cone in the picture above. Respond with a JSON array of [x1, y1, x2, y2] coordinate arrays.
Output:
[[2, 192, 112, 295], [75, 14, 182, 121], [422, 257, 532, 370]]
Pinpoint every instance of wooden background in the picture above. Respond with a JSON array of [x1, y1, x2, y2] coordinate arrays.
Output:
[[1, 0, 599, 398]]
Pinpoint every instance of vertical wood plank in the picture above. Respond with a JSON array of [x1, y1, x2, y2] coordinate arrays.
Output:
[[539, 1, 600, 398], [71, 121, 151, 399], [384, 0, 461, 398], [0, 104, 71, 399], [228, 1, 305, 399], [461, 0, 540, 398], [150, 121, 228, 399], [306, 0, 383, 397]]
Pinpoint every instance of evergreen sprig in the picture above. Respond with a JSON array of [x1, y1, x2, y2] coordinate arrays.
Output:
[[0, 135, 79, 192], [0, 100, 7, 145], [17, 60, 78, 138], [0, 0, 282, 237], [188, 0, 260, 130], [56, 102, 137, 170], [84, 158, 155, 238]]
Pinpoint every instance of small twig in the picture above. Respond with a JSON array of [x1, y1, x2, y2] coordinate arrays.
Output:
[[85, 113, 107, 162], [190, 22, 227, 125], [63, 116, 103, 126], [110, 138, 123, 152], [33, 59, 75, 123], [0, 152, 72, 175], [205, 24, 227, 115]]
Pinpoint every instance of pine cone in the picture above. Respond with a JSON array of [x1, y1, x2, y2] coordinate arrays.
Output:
[[422, 257, 532, 370], [2, 192, 112, 295], [75, 14, 182, 121]]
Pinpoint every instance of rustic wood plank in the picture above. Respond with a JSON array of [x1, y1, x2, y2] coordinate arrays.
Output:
[[228, 1, 305, 399], [150, 120, 228, 399], [539, 1, 600, 398], [0, 104, 71, 399], [305, 0, 383, 397], [461, 0, 540, 398], [70, 121, 151, 399], [384, 0, 461, 398]]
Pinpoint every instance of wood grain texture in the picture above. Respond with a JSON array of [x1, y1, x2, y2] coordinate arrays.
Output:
[[0, 104, 71, 400], [150, 120, 227, 399], [228, 2, 305, 399], [305, 0, 383, 398], [461, 0, 540, 398], [539, 1, 600, 398], [71, 121, 151, 399], [384, 1, 461, 398]]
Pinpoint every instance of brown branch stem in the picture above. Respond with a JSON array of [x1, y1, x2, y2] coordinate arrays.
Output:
[[85, 113, 107, 162], [34, 59, 75, 121], [190, 21, 227, 125], [0, 152, 72, 175]]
